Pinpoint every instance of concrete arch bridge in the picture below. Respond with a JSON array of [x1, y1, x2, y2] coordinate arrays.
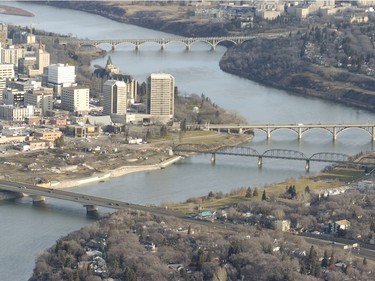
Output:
[[203, 123, 375, 142], [55, 36, 258, 50]]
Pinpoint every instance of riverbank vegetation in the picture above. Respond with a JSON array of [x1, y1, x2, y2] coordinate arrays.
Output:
[[29, 201, 374, 281], [220, 23, 375, 112]]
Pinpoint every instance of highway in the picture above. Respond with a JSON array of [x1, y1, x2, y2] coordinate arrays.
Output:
[[0, 180, 182, 217]]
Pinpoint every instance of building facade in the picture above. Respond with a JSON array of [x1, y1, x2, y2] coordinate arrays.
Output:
[[0, 63, 15, 101], [61, 86, 90, 114], [147, 73, 175, 118], [103, 80, 127, 115], [0, 24, 8, 48], [92, 56, 138, 105], [1, 46, 25, 67], [3, 88, 25, 106], [0, 104, 34, 121], [46, 63, 76, 84], [24, 88, 53, 116]]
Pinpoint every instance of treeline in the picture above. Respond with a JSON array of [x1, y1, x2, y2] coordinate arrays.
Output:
[[219, 22, 375, 112], [29, 204, 374, 281]]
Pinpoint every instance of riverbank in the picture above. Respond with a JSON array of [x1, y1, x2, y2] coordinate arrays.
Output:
[[0, 4, 34, 17], [54, 155, 183, 189]]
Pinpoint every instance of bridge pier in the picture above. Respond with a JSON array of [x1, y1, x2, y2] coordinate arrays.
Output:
[[257, 157, 262, 168], [211, 45, 216, 51], [186, 45, 190, 51], [267, 128, 271, 141], [372, 127, 375, 142], [305, 160, 310, 172], [111, 44, 115, 51], [333, 127, 337, 142], [84, 204, 98, 215], [161, 44, 164, 51], [211, 153, 216, 164], [239, 128, 243, 134], [298, 128, 302, 140], [32, 195, 46, 203], [135, 44, 139, 51]]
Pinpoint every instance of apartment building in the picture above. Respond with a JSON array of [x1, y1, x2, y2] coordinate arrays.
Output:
[[61, 86, 90, 114], [147, 73, 175, 118]]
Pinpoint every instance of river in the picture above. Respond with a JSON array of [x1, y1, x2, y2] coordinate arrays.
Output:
[[0, 2, 374, 280]]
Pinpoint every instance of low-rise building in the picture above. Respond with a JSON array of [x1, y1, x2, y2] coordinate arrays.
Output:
[[274, 219, 291, 232], [333, 219, 350, 233], [33, 130, 62, 142], [0, 104, 34, 121]]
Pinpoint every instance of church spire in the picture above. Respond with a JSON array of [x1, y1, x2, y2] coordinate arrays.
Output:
[[106, 56, 113, 69]]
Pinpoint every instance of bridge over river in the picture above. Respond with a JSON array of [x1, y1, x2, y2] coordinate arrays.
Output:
[[0, 180, 181, 217], [173, 144, 373, 171], [188, 122, 375, 142], [44, 34, 279, 50]]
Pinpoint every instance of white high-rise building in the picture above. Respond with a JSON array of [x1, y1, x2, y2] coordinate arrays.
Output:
[[147, 73, 175, 118], [103, 80, 127, 115], [0, 63, 15, 101], [61, 86, 90, 113], [46, 63, 76, 84], [44, 63, 76, 97]]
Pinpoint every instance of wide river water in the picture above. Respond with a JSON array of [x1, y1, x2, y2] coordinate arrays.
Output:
[[1, 2, 375, 280]]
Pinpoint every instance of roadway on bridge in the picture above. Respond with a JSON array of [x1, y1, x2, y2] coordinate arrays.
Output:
[[0, 180, 179, 217]]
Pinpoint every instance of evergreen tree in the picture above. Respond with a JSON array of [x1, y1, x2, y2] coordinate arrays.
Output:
[[307, 246, 321, 277], [253, 187, 259, 197], [197, 248, 205, 271], [305, 185, 310, 194], [180, 118, 187, 132], [262, 190, 267, 201], [321, 250, 328, 268], [246, 187, 252, 198]]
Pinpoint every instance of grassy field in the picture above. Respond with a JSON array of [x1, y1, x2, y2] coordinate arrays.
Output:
[[167, 166, 367, 214]]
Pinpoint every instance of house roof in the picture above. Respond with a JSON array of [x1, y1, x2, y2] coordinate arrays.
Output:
[[335, 219, 350, 226]]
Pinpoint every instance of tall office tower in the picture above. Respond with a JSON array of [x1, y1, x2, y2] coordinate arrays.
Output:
[[0, 24, 8, 48], [103, 80, 127, 115], [147, 73, 175, 118], [24, 88, 53, 116], [61, 86, 90, 113], [0, 64, 15, 101], [1, 46, 25, 66], [36, 44, 50, 70]]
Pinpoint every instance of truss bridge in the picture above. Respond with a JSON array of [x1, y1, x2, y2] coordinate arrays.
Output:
[[173, 144, 368, 171]]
